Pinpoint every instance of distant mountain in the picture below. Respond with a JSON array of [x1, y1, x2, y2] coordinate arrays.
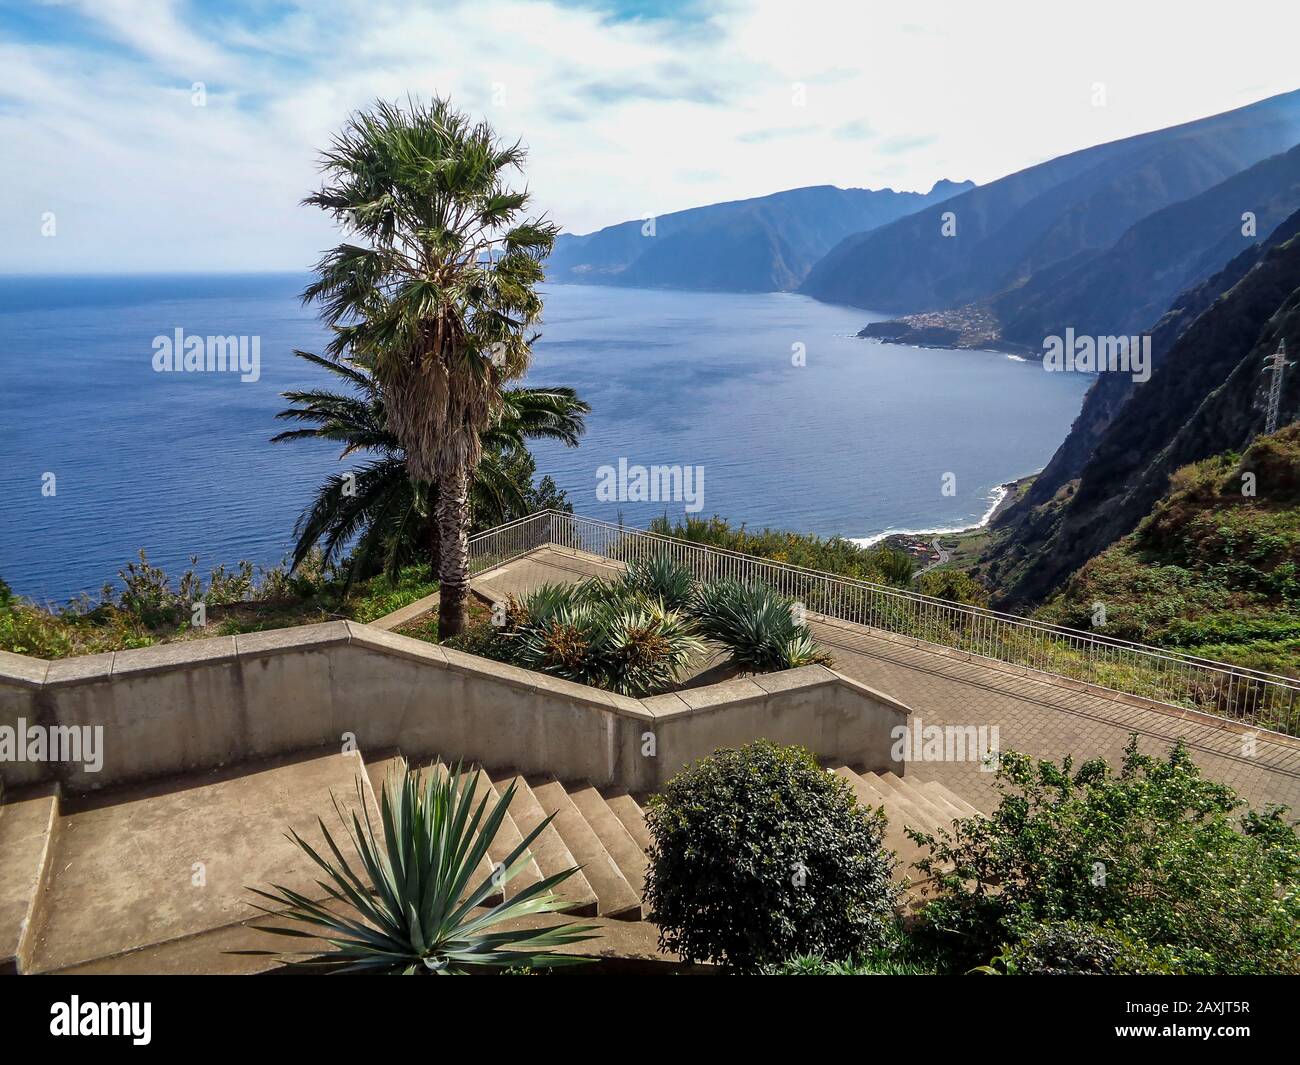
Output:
[[1005, 208, 1300, 515], [994, 142, 1300, 347], [802, 89, 1300, 313], [976, 209, 1300, 609], [545, 180, 974, 293]]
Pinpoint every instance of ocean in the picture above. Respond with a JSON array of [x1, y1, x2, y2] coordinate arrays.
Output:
[[0, 274, 1090, 603]]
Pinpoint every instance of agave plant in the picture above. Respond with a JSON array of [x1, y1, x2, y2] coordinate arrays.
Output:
[[602, 600, 705, 696], [690, 580, 833, 673], [245, 759, 596, 973], [513, 600, 610, 687], [620, 555, 696, 611], [506, 580, 705, 695]]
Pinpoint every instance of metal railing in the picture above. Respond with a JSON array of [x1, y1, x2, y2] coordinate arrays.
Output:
[[467, 511, 553, 577], [468, 510, 1300, 738]]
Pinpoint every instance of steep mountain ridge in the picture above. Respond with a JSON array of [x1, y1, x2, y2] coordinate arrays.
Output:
[[1014, 208, 1300, 515], [994, 142, 1300, 347], [546, 180, 973, 292], [978, 218, 1300, 608], [1033, 424, 1300, 681], [801, 89, 1300, 313]]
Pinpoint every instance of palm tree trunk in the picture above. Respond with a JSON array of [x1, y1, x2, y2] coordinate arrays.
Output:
[[425, 482, 441, 579], [436, 466, 471, 638]]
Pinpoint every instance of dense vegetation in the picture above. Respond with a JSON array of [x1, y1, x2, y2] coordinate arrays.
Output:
[[444, 557, 831, 696], [0, 553, 436, 659], [763, 950, 934, 976], [647, 515, 993, 610], [1035, 425, 1300, 678], [909, 737, 1300, 975], [649, 515, 913, 585], [639, 738, 1298, 976], [644, 741, 899, 970]]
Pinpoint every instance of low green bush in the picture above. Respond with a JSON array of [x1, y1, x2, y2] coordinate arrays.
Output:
[[764, 950, 935, 975], [914, 568, 990, 607], [644, 741, 899, 971], [991, 919, 1174, 976], [647, 514, 918, 586], [910, 736, 1300, 974], [0, 550, 435, 658], [348, 563, 438, 623]]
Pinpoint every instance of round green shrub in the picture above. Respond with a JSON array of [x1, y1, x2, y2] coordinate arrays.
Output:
[[643, 740, 899, 970]]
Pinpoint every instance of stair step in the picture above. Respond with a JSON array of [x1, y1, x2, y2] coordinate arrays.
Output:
[[874, 772, 952, 831], [830, 765, 891, 812], [830, 766, 927, 875], [919, 779, 979, 822], [944, 787, 985, 819], [474, 785, 545, 904], [566, 784, 649, 899], [0, 784, 60, 974], [25, 749, 374, 974], [529, 779, 641, 920], [488, 772, 598, 917], [859, 771, 939, 834], [600, 788, 653, 853]]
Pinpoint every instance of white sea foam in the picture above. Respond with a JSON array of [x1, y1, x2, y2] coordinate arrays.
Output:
[[850, 482, 1011, 548]]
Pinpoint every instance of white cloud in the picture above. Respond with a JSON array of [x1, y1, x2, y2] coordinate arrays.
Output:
[[3, 0, 1299, 272]]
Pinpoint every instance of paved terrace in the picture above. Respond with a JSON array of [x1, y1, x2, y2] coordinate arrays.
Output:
[[473, 546, 1300, 814]]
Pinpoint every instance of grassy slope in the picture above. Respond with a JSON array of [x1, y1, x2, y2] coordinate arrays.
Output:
[[1033, 424, 1300, 678]]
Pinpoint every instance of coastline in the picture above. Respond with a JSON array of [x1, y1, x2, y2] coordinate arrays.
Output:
[[849, 473, 1034, 558]]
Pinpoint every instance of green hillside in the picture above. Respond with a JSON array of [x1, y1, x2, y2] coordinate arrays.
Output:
[[1034, 424, 1300, 678]]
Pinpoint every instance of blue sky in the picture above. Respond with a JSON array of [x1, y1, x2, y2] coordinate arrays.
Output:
[[2, 0, 1299, 272]]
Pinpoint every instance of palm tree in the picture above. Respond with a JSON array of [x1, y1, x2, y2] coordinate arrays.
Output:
[[304, 97, 557, 636], [272, 349, 587, 588]]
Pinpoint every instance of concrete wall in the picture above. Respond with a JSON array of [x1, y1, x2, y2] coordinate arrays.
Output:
[[0, 623, 911, 794]]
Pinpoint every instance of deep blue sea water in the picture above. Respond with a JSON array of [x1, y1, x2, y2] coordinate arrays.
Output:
[[0, 275, 1090, 604]]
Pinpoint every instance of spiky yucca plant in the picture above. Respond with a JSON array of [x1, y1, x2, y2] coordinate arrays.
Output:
[[621, 555, 696, 611], [505, 581, 704, 696], [691, 580, 833, 673], [246, 759, 596, 973]]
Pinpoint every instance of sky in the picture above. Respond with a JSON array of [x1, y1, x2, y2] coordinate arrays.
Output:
[[2, 0, 1299, 273]]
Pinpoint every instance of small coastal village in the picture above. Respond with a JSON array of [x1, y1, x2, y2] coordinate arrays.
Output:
[[875, 476, 1033, 572]]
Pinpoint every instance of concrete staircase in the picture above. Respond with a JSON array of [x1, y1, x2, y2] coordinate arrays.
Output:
[[0, 750, 979, 974], [828, 765, 982, 886]]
